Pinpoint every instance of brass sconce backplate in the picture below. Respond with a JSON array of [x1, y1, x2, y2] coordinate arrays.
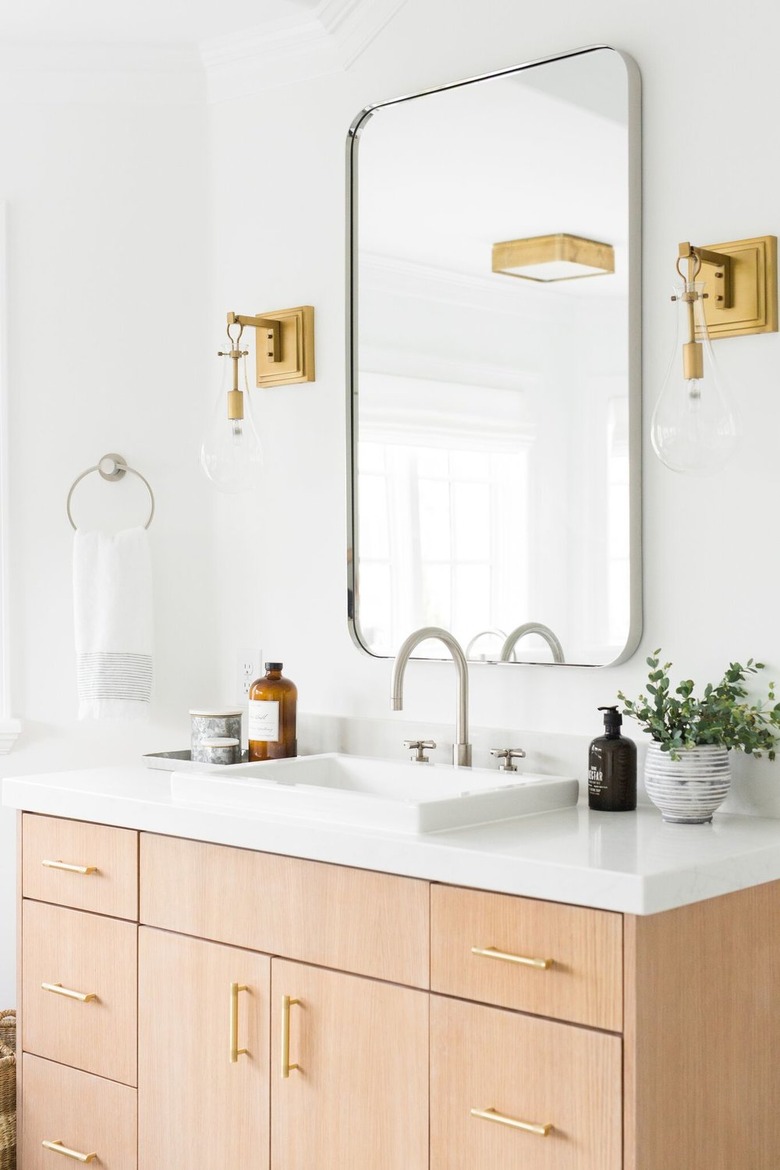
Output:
[[694, 235, 777, 339], [256, 305, 315, 387]]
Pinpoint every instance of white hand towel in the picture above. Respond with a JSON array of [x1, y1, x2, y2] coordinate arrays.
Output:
[[73, 526, 153, 720]]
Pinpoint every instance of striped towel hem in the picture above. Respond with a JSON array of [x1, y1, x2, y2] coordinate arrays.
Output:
[[77, 652, 153, 704]]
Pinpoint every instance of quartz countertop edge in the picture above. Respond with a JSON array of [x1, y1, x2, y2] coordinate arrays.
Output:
[[4, 766, 780, 916]]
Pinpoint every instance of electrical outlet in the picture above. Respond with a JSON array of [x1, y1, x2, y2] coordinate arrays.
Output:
[[237, 649, 264, 703]]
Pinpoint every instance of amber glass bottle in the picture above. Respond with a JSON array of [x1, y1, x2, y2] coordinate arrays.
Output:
[[248, 662, 298, 761]]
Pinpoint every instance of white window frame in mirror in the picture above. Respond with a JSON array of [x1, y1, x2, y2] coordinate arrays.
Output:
[[0, 203, 20, 751], [346, 44, 643, 668]]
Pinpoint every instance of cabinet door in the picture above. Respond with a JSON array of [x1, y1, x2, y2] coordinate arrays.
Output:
[[431, 994, 622, 1170], [271, 959, 428, 1170], [138, 927, 270, 1170]]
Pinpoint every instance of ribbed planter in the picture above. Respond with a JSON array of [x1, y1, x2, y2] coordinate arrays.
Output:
[[644, 742, 731, 824]]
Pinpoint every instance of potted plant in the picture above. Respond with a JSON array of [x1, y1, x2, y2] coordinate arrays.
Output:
[[618, 650, 780, 823]]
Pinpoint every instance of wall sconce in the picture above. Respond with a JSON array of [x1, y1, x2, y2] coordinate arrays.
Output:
[[492, 233, 615, 282], [200, 305, 315, 493], [651, 237, 777, 474]]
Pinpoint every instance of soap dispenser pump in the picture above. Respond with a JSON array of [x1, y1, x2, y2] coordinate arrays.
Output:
[[588, 705, 637, 812]]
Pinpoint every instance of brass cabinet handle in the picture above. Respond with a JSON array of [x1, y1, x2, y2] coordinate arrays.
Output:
[[42, 1139, 97, 1162], [41, 982, 98, 1004], [42, 860, 98, 876], [281, 994, 301, 1078], [229, 982, 249, 1063], [471, 1107, 553, 1137], [471, 945, 554, 971]]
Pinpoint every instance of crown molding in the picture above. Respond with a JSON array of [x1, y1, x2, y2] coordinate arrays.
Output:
[[0, 0, 406, 104], [201, 0, 409, 103]]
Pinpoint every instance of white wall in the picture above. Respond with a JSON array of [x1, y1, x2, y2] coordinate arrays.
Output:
[[0, 73, 215, 1005], [210, 0, 780, 737], [4, 0, 780, 1003]]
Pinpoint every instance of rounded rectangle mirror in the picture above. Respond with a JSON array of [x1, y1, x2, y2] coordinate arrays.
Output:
[[347, 45, 641, 666]]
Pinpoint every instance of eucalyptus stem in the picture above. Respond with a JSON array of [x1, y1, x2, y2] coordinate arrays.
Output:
[[617, 650, 780, 761]]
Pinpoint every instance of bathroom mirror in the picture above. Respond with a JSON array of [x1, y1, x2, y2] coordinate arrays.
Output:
[[347, 46, 641, 666]]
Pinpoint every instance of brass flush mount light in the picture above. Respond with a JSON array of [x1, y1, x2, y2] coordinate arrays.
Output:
[[200, 305, 315, 493], [492, 233, 615, 282], [651, 235, 777, 475]]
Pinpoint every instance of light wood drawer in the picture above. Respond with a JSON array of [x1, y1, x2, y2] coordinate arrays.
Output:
[[431, 884, 622, 1030], [21, 1054, 136, 1170], [431, 995, 622, 1170], [23, 814, 138, 919], [22, 900, 137, 1086], [141, 833, 430, 988]]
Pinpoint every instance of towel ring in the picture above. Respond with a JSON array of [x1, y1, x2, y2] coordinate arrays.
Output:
[[67, 453, 155, 531]]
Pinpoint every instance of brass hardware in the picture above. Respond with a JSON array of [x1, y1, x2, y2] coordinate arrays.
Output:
[[41, 982, 98, 1003], [227, 312, 281, 361], [470, 1107, 553, 1137], [682, 341, 704, 381], [471, 946, 553, 970], [281, 994, 301, 1078], [230, 982, 249, 1063], [226, 306, 315, 387], [679, 236, 778, 338], [42, 860, 97, 875], [42, 1140, 97, 1162], [492, 233, 614, 282]]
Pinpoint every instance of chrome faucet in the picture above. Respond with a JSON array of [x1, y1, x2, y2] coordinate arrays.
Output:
[[500, 622, 565, 663], [391, 626, 472, 767]]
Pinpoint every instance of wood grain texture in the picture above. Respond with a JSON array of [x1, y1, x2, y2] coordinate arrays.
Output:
[[431, 883, 623, 1030], [271, 958, 428, 1170], [624, 879, 780, 1170], [22, 900, 137, 1086], [21, 1053, 136, 1170], [430, 994, 622, 1170], [23, 814, 138, 920], [138, 927, 270, 1170], [140, 833, 430, 988]]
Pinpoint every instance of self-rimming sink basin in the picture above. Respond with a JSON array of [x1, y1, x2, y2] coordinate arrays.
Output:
[[169, 753, 579, 834]]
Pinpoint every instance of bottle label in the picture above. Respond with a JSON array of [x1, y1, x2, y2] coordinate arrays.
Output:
[[588, 764, 606, 796], [248, 700, 280, 743]]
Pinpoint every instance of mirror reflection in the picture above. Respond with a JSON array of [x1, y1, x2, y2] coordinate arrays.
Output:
[[348, 47, 641, 666]]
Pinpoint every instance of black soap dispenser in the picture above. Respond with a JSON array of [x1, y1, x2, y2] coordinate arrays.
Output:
[[588, 705, 637, 812]]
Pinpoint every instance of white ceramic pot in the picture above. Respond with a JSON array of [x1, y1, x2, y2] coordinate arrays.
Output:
[[643, 742, 731, 824]]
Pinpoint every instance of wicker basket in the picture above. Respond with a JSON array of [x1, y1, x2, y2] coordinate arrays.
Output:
[[0, 1010, 16, 1170]]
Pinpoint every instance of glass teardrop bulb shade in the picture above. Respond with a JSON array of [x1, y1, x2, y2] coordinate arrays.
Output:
[[651, 281, 739, 475], [200, 352, 262, 493]]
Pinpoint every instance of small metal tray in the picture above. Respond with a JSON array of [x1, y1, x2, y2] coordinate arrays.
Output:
[[142, 749, 250, 772]]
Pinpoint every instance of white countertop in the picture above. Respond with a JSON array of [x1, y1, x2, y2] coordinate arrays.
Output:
[[4, 765, 780, 915]]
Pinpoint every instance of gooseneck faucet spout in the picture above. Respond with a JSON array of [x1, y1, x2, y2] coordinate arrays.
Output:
[[500, 622, 565, 664], [391, 626, 472, 767]]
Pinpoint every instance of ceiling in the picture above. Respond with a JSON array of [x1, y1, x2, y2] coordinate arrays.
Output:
[[0, 0, 320, 47]]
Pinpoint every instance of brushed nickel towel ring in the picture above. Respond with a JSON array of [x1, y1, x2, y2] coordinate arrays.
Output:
[[66, 453, 155, 531]]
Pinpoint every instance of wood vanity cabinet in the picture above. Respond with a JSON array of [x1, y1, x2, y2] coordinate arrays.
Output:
[[17, 812, 780, 1170]]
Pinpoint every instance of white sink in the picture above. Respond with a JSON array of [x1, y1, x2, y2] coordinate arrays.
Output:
[[170, 752, 579, 834]]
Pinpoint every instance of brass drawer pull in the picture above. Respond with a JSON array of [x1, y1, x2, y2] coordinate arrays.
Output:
[[42, 1139, 97, 1162], [281, 994, 301, 1078], [471, 1107, 553, 1137], [41, 982, 98, 1004], [471, 945, 554, 970], [42, 860, 98, 876], [230, 982, 249, 1063]]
